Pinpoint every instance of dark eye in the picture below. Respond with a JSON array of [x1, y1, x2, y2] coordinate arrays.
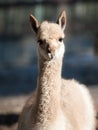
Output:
[[59, 38, 63, 42], [38, 40, 43, 45]]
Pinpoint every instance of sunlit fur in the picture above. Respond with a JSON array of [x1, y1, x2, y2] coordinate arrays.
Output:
[[18, 11, 96, 130]]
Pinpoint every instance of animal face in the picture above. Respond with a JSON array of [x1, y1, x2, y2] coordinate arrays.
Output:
[[37, 22, 65, 61], [30, 10, 66, 61]]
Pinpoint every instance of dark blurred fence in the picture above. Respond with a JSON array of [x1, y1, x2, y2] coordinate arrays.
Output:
[[0, 1, 98, 36], [0, 1, 98, 89]]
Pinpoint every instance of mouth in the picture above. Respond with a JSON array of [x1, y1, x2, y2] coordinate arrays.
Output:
[[48, 53, 54, 60]]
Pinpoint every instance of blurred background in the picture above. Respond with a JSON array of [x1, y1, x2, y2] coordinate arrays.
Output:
[[0, 0, 98, 130]]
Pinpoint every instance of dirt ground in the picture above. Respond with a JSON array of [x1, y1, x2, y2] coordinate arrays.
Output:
[[0, 86, 98, 130]]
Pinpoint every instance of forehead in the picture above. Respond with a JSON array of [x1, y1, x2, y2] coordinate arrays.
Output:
[[37, 21, 64, 40]]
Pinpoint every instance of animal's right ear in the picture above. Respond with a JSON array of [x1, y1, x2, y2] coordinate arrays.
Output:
[[57, 10, 66, 31], [29, 14, 40, 34]]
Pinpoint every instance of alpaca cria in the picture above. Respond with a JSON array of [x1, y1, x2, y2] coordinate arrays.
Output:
[[18, 10, 95, 130]]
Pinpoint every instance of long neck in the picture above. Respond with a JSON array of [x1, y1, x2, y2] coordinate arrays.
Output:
[[35, 58, 63, 123]]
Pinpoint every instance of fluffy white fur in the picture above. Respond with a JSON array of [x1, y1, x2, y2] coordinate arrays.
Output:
[[18, 10, 96, 130]]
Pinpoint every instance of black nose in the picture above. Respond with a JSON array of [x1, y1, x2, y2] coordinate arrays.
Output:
[[47, 44, 51, 53]]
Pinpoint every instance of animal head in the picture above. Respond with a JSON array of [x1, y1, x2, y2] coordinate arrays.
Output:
[[30, 10, 66, 61]]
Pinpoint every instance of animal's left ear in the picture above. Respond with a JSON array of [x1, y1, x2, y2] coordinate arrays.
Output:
[[57, 10, 66, 31], [29, 14, 40, 34]]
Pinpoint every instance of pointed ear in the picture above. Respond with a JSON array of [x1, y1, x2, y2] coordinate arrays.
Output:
[[57, 10, 66, 31], [29, 14, 40, 33]]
